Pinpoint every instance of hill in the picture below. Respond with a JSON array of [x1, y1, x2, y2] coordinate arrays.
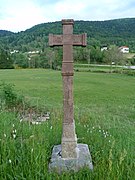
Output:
[[0, 18, 135, 52], [0, 30, 14, 37]]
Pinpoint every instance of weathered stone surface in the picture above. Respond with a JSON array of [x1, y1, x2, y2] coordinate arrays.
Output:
[[49, 144, 93, 173], [61, 121, 77, 158], [19, 112, 50, 124], [49, 19, 93, 171], [49, 34, 87, 47], [62, 76, 73, 124]]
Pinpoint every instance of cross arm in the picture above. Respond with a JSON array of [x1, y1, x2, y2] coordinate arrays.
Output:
[[49, 34, 63, 47], [49, 33, 87, 47], [73, 33, 87, 46]]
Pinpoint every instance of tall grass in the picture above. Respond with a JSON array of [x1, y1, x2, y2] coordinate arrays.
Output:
[[0, 69, 135, 179]]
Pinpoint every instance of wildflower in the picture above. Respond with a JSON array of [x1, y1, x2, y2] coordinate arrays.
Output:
[[11, 128, 17, 139], [99, 130, 101, 133], [105, 131, 109, 136], [12, 124, 15, 128], [9, 159, 12, 163], [4, 133, 6, 138], [50, 126, 53, 130], [13, 134, 16, 139], [92, 126, 95, 129], [31, 148, 34, 153]]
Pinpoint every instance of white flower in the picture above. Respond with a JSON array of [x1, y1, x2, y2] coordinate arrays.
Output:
[[9, 159, 12, 163], [31, 148, 34, 153], [50, 126, 53, 130], [13, 134, 16, 139], [12, 124, 15, 128], [4, 134, 6, 138]]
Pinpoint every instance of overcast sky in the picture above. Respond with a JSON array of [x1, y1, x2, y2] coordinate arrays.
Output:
[[0, 0, 135, 32]]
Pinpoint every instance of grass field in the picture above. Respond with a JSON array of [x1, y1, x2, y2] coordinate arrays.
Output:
[[0, 69, 135, 179]]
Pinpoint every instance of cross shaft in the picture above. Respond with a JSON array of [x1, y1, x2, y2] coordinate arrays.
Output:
[[49, 19, 87, 158]]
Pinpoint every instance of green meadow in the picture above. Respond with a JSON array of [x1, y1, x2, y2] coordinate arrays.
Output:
[[0, 69, 135, 179]]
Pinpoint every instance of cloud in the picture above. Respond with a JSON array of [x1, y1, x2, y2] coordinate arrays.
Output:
[[0, 0, 135, 32], [40, 0, 88, 21], [0, 0, 46, 32]]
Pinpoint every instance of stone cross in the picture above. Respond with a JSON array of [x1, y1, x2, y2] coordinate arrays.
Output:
[[49, 19, 87, 159]]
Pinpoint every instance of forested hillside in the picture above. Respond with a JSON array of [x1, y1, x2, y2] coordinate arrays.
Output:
[[0, 18, 135, 52], [0, 30, 14, 38], [0, 18, 135, 69]]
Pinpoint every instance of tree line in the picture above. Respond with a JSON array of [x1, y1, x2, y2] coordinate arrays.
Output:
[[0, 45, 134, 69], [1, 18, 135, 51], [0, 18, 135, 69]]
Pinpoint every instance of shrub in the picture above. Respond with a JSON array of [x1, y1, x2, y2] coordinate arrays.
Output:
[[0, 81, 24, 110]]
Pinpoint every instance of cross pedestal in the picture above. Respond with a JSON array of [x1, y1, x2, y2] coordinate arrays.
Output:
[[49, 19, 93, 173]]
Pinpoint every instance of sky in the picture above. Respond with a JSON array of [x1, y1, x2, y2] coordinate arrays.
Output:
[[0, 0, 135, 32]]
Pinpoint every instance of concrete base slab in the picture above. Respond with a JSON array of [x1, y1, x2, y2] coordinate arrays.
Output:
[[49, 144, 93, 173]]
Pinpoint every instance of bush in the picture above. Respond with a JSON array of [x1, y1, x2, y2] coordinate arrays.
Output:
[[122, 70, 135, 76], [0, 81, 24, 110]]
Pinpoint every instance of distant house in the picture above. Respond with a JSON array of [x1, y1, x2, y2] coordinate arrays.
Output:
[[10, 50, 19, 54], [28, 51, 40, 54], [119, 46, 129, 53]]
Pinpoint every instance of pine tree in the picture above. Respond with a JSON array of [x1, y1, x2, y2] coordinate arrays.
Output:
[[0, 49, 13, 69]]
